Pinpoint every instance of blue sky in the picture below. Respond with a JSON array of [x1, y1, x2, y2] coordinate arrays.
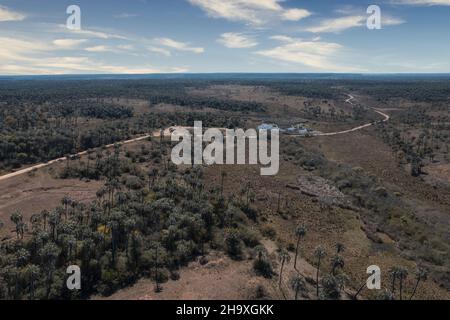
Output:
[[0, 0, 449, 74]]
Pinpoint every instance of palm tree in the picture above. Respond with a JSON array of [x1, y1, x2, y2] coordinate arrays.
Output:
[[40, 210, 49, 232], [254, 245, 268, 263], [314, 246, 327, 298], [330, 255, 345, 275], [389, 266, 400, 297], [10, 210, 25, 239], [353, 280, 367, 300], [294, 225, 306, 270], [25, 264, 40, 300], [409, 268, 428, 300], [61, 196, 72, 219], [397, 267, 408, 300], [290, 275, 306, 300], [277, 248, 291, 287], [154, 243, 162, 293], [389, 266, 401, 296], [220, 170, 227, 196], [335, 243, 345, 254], [39, 242, 60, 299]]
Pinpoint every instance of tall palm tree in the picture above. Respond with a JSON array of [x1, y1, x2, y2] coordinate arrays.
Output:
[[39, 242, 60, 299], [61, 196, 72, 220], [409, 268, 428, 300], [277, 248, 291, 287], [294, 225, 306, 270], [314, 246, 327, 298], [335, 243, 345, 254], [25, 264, 40, 300], [389, 266, 400, 297], [10, 210, 25, 239], [254, 245, 268, 263], [290, 275, 306, 300], [220, 170, 227, 196], [397, 267, 408, 300], [40, 210, 49, 231], [353, 280, 367, 300], [154, 244, 162, 293], [330, 255, 345, 276]]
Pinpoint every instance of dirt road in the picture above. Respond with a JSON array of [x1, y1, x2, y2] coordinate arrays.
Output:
[[0, 127, 180, 183], [314, 94, 390, 137], [0, 94, 390, 182]]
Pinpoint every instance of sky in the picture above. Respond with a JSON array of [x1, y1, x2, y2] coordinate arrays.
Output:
[[0, 0, 449, 75]]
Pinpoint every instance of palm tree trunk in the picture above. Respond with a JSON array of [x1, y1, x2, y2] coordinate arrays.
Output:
[[354, 281, 366, 300], [399, 276, 403, 300], [391, 275, 396, 296], [316, 257, 321, 298], [294, 237, 300, 270], [409, 278, 421, 300], [277, 193, 281, 212], [279, 259, 285, 287]]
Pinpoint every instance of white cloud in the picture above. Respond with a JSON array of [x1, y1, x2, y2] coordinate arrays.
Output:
[[390, 0, 450, 5], [0, 37, 51, 62], [281, 9, 311, 21], [188, 0, 311, 25], [269, 35, 296, 42], [218, 33, 258, 48], [85, 45, 112, 52], [0, 5, 25, 22], [33, 56, 189, 74], [0, 54, 189, 75], [255, 35, 361, 72], [54, 24, 128, 40], [307, 15, 404, 33], [53, 39, 87, 49], [148, 46, 172, 57], [155, 37, 204, 53], [0, 36, 187, 75], [72, 29, 128, 40], [307, 16, 366, 33]]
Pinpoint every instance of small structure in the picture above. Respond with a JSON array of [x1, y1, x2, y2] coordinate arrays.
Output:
[[285, 124, 312, 136], [257, 123, 280, 131]]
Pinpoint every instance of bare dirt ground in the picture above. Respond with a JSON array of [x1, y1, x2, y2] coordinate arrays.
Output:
[[0, 168, 102, 239], [95, 239, 318, 301], [95, 251, 273, 300], [424, 163, 450, 185]]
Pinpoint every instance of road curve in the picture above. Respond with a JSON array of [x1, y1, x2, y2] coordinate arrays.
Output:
[[0, 95, 390, 182], [313, 94, 389, 137]]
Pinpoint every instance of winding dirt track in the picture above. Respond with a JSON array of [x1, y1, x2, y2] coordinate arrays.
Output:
[[314, 94, 390, 137], [0, 94, 390, 182]]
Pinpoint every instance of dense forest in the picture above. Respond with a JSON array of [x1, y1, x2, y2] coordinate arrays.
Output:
[[0, 80, 250, 170], [0, 139, 435, 300], [0, 78, 448, 299]]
